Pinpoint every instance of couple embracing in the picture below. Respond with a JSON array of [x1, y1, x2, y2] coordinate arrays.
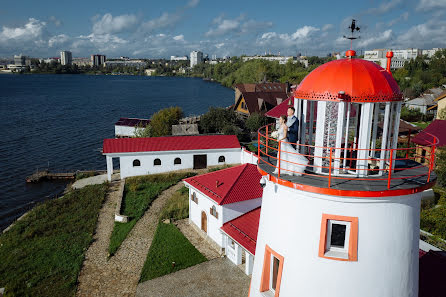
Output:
[[273, 106, 308, 176]]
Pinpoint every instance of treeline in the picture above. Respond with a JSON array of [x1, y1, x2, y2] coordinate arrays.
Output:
[[394, 49, 446, 99], [190, 56, 334, 88]]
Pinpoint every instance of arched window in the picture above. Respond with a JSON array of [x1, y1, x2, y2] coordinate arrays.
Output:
[[174, 157, 181, 165], [154, 158, 161, 166], [133, 159, 141, 167], [218, 156, 225, 163]]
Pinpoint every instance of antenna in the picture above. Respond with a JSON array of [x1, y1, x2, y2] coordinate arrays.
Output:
[[343, 19, 361, 50]]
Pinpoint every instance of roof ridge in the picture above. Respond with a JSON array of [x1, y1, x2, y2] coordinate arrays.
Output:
[[220, 163, 249, 204]]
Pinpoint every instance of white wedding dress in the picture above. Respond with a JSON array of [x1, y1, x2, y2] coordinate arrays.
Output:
[[274, 126, 308, 176]]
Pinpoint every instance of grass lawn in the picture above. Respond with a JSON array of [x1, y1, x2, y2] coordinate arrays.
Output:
[[159, 186, 189, 222], [108, 172, 195, 256], [139, 222, 207, 282], [0, 183, 108, 297], [411, 121, 430, 129]]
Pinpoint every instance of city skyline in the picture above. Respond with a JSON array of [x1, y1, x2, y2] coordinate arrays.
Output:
[[1, 0, 446, 58]]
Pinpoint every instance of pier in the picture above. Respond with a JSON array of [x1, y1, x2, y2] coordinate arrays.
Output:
[[26, 170, 106, 183]]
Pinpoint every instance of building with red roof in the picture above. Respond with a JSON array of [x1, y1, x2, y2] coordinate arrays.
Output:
[[102, 134, 241, 180], [114, 117, 150, 138], [183, 163, 262, 257], [411, 119, 446, 165]]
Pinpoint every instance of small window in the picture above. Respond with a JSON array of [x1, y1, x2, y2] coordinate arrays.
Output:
[[230, 239, 235, 249], [191, 192, 198, 204], [260, 245, 284, 296], [154, 158, 161, 166], [319, 214, 358, 261], [210, 205, 218, 219], [133, 159, 141, 167], [174, 157, 181, 165], [218, 156, 225, 163]]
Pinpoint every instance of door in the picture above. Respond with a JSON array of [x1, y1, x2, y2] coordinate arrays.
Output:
[[201, 211, 207, 233], [193, 154, 207, 169]]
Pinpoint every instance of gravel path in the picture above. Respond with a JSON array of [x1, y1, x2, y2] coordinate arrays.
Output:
[[136, 258, 250, 297], [76, 181, 184, 297], [71, 173, 119, 190]]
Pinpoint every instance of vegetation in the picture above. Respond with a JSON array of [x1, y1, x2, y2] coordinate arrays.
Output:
[[394, 49, 446, 99], [199, 107, 238, 134], [159, 187, 190, 222], [134, 106, 183, 138], [245, 113, 268, 132], [400, 106, 425, 122], [139, 223, 206, 282], [0, 184, 108, 297], [108, 172, 195, 256], [420, 187, 446, 243], [191, 57, 333, 88]]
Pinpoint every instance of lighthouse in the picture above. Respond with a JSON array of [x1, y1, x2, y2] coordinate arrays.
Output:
[[250, 49, 438, 297]]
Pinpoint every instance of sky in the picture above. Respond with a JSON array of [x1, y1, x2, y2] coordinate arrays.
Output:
[[0, 0, 445, 58]]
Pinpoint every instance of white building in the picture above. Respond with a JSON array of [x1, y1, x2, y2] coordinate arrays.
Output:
[[114, 117, 150, 138], [422, 48, 443, 58], [249, 49, 437, 297], [171, 56, 188, 61], [102, 135, 241, 181], [145, 69, 156, 76], [190, 51, 203, 68], [183, 163, 263, 275], [60, 51, 72, 65], [91, 54, 106, 67], [104, 60, 147, 68]]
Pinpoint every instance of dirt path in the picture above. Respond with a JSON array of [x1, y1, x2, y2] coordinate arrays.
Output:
[[76, 182, 184, 297]]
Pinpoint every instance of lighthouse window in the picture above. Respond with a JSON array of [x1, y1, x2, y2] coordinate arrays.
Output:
[[260, 245, 284, 295], [318, 214, 358, 261]]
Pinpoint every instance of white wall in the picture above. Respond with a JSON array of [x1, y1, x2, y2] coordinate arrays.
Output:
[[250, 181, 421, 297], [240, 148, 258, 165], [115, 125, 138, 137], [188, 185, 224, 247], [107, 148, 240, 179]]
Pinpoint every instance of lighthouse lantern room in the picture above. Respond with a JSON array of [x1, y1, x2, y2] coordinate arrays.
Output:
[[251, 49, 438, 297]]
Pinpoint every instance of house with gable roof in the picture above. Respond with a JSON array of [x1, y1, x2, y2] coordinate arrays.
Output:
[[183, 163, 263, 260]]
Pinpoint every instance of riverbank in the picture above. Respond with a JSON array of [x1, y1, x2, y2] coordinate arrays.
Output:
[[0, 183, 108, 296]]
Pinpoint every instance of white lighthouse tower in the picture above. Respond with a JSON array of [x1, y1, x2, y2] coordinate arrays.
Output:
[[250, 49, 438, 297]]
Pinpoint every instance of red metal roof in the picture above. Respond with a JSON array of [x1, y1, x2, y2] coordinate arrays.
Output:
[[264, 96, 294, 118], [294, 57, 403, 103], [411, 120, 446, 147], [183, 163, 263, 205], [220, 207, 261, 255], [103, 135, 240, 154]]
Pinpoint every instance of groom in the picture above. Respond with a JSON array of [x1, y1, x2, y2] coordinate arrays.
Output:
[[286, 107, 299, 149]]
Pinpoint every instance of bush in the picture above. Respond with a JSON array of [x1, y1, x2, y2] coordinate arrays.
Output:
[[400, 106, 424, 122], [150, 106, 183, 137], [199, 107, 237, 133], [245, 113, 268, 132]]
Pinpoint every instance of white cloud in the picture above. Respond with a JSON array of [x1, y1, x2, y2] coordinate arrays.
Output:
[[49, 16, 62, 27], [48, 34, 70, 47], [388, 12, 409, 26], [357, 29, 393, 48], [322, 24, 333, 31], [205, 15, 272, 37], [173, 34, 185, 41], [187, 0, 200, 8], [416, 0, 446, 11], [141, 12, 182, 32], [0, 18, 46, 41], [365, 0, 402, 14], [92, 13, 139, 35], [396, 20, 446, 48]]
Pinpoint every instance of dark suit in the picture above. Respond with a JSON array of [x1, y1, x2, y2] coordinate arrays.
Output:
[[287, 115, 299, 149]]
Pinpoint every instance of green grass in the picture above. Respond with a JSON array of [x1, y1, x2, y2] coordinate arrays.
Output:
[[159, 186, 189, 222], [139, 223, 207, 282], [420, 187, 446, 246], [0, 183, 108, 297], [411, 121, 430, 129], [108, 172, 195, 256]]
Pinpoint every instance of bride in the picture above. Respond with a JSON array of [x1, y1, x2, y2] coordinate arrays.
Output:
[[273, 115, 308, 176]]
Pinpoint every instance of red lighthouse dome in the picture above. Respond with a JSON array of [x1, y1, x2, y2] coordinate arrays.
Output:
[[294, 50, 403, 102]]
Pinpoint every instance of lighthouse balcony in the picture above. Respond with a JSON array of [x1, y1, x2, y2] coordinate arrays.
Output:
[[257, 124, 438, 196]]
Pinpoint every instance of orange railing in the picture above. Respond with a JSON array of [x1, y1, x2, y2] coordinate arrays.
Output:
[[257, 124, 438, 189]]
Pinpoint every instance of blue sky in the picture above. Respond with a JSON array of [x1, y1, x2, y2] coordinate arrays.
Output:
[[0, 0, 445, 58]]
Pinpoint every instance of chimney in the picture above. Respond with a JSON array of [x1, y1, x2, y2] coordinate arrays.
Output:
[[386, 51, 393, 74]]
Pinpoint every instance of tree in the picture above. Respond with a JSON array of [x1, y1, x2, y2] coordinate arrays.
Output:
[[199, 107, 237, 133], [134, 123, 152, 138], [245, 113, 268, 132], [150, 107, 183, 137]]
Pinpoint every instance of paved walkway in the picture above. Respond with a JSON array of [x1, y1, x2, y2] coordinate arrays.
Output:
[[175, 219, 221, 260], [71, 173, 119, 190], [136, 258, 251, 297], [76, 182, 184, 297]]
